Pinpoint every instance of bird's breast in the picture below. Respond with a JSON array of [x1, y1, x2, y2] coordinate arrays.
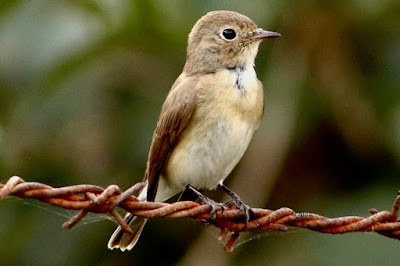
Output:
[[163, 67, 263, 191], [201, 66, 264, 127], [165, 113, 254, 190]]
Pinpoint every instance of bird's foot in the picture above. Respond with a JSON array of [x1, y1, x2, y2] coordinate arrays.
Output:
[[201, 197, 225, 220], [223, 193, 253, 224], [186, 184, 224, 220], [218, 184, 254, 225]]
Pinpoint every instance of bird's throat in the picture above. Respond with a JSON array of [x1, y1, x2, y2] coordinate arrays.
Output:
[[228, 66, 255, 94]]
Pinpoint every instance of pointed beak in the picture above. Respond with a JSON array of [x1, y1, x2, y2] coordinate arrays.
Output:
[[250, 29, 281, 40]]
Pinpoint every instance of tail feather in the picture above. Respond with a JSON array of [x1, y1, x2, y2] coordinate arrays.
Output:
[[108, 181, 177, 251], [108, 213, 148, 251]]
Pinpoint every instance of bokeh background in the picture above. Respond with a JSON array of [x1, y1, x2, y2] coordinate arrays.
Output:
[[0, 0, 400, 265]]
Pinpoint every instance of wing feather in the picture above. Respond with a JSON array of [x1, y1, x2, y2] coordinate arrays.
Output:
[[145, 78, 197, 201]]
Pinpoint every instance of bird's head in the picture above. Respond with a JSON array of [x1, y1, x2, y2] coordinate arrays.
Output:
[[183, 10, 280, 75]]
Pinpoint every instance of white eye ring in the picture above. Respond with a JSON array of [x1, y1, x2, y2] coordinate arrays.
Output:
[[221, 28, 237, 41]]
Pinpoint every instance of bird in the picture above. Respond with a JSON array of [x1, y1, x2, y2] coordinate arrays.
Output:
[[108, 10, 280, 251]]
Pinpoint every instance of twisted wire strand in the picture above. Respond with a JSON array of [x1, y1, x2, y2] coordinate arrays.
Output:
[[1, 176, 400, 252]]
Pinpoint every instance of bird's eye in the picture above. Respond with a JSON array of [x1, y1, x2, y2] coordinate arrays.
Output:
[[222, 29, 236, 40]]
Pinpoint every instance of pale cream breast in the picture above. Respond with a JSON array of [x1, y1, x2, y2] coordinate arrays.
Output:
[[199, 67, 264, 127], [160, 68, 263, 195]]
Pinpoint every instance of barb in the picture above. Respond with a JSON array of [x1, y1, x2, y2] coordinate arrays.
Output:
[[1, 176, 400, 252]]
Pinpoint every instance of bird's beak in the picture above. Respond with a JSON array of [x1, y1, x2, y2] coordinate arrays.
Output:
[[250, 29, 281, 40]]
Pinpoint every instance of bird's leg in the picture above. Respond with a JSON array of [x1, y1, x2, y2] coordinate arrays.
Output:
[[218, 183, 253, 224], [178, 185, 202, 202], [186, 184, 224, 220]]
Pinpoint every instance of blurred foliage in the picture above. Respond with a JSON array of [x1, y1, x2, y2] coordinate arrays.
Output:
[[0, 0, 399, 265]]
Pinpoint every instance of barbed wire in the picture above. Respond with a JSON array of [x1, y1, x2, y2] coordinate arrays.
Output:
[[1, 176, 400, 252]]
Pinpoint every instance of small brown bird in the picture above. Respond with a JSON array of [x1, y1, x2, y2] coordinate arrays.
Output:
[[108, 10, 280, 251]]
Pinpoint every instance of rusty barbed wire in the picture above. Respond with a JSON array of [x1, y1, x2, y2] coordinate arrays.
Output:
[[1, 176, 400, 252]]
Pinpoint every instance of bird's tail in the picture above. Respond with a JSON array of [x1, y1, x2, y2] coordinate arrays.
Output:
[[107, 213, 147, 251], [108, 184, 148, 251]]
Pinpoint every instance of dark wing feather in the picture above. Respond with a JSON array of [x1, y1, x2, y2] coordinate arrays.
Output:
[[145, 79, 197, 201]]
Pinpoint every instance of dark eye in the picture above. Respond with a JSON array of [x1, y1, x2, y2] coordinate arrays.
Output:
[[222, 29, 236, 40]]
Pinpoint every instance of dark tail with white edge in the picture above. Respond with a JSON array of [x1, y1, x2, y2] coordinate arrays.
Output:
[[107, 213, 147, 251], [108, 184, 148, 251]]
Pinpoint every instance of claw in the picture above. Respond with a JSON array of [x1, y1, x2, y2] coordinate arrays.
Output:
[[186, 184, 224, 220], [223, 194, 253, 224], [218, 183, 254, 225], [204, 197, 225, 220]]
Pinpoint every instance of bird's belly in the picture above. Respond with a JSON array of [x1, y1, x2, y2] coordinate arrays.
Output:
[[164, 116, 254, 192]]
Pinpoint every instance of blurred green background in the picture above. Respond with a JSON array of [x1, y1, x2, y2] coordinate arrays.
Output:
[[0, 0, 400, 265]]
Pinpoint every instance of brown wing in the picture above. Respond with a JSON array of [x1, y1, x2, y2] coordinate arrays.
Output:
[[145, 78, 197, 201]]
